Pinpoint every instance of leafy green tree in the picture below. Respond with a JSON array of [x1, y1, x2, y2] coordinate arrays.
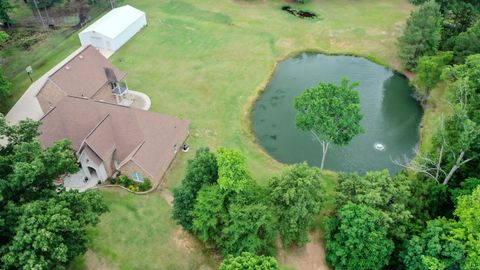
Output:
[[269, 163, 325, 247], [221, 202, 277, 255], [1, 191, 107, 269], [0, 0, 13, 28], [453, 20, 480, 63], [325, 203, 394, 270], [335, 171, 412, 241], [172, 147, 218, 231], [450, 178, 480, 201], [191, 184, 227, 245], [401, 218, 466, 270], [0, 117, 106, 269], [216, 147, 252, 193], [431, 108, 479, 186], [414, 51, 453, 98], [219, 252, 280, 270], [444, 54, 480, 123], [294, 78, 363, 169], [398, 0, 443, 69], [453, 186, 480, 269], [439, 0, 480, 49]]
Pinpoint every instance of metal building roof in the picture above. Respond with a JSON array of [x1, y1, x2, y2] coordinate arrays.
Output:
[[80, 5, 145, 39]]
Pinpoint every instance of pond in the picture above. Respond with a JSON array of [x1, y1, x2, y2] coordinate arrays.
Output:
[[252, 53, 423, 174]]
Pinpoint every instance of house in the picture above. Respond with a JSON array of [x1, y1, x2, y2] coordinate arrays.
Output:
[[36, 45, 189, 187], [79, 5, 147, 52], [39, 96, 189, 184], [36, 45, 130, 113]]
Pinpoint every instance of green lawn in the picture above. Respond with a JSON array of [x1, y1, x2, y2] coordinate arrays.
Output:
[[69, 190, 216, 270], [6, 0, 418, 268]]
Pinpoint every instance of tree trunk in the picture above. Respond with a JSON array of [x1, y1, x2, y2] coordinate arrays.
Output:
[[320, 141, 329, 170], [442, 151, 464, 185]]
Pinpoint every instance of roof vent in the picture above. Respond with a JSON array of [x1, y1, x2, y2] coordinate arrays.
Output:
[[65, 66, 70, 70], [79, 55, 84, 59]]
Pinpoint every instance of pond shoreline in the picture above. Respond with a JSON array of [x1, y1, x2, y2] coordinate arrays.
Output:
[[243, 49, 423, 174]]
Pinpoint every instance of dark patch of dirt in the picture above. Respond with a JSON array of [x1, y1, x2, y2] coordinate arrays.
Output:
[[282, 5, 317, 19]]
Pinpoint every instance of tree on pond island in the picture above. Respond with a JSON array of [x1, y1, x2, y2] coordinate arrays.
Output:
[[294, 77, 363, 170]]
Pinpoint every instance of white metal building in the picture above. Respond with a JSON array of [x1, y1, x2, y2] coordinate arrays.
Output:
[[79, 5, 147, 52]]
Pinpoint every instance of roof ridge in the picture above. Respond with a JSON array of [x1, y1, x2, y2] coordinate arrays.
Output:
[[76, 113, 110, 156], [39, 106, 56, 121], [85, 113, 111, 141]]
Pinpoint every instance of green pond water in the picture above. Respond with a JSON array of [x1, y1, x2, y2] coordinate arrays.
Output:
[[252, 53, 423, 174]]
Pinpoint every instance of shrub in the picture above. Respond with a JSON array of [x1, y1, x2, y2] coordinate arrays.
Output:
[[108, 178, 116, 185], [119, 175, 133, 187], [138, 178, 152, 191], [128, 185, 139, 192]]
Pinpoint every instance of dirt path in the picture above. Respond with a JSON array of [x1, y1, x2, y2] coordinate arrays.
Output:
[[159, 189, 174, 206], [82, 250, 118, 270], [277, 231, 331, 270]]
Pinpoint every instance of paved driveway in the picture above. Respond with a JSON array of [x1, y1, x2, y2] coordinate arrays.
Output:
[[5, 46, 114, 124]]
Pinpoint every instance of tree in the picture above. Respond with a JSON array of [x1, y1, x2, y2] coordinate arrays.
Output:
[[191, 184, 227, 246], [0, 117, 106, 269], [453, 20, 480, 63], [220, 202, 278, 255], [453, 186, 480, 269], [396, 109, 479, 186], [401, 218, 466, 270], [216, 147, 252, 193], [450, 178, 480, 201], [444, 54, 480, 123], [439, 0, 480, 49], [1, 191, 107, 269], [335, 171, 412, 241], [414, 51, 453, 99], [325, 203, 394, 270], [219, 252, 280, 270], [269, 163, 325, 246], [398, 0, 443, 69], [0, 0, 13, 28], [172, 147, 218, 231], [0, 71, 11, 99], [294, 78, 363, 170], [401, 186, 480, 270]]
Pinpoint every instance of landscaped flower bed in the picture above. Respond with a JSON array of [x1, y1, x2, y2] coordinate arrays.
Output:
[[110, 175, 152, 192]]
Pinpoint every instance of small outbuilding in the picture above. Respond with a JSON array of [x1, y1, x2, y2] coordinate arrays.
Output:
[[79, 5, 147, 52]]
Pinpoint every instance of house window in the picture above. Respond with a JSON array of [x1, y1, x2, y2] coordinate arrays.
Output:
[[132, 171, 144, 182]]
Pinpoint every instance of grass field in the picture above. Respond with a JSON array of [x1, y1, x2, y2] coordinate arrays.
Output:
[[5, 0, 417, 269]]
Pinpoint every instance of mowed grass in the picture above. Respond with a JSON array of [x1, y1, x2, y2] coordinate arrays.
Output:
[[70, 189, 216, 270], [110, 0, 414, 188], [14, 0, 413, 268]]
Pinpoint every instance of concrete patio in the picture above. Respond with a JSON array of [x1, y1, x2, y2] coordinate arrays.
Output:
[[62, 170, 100, 192]]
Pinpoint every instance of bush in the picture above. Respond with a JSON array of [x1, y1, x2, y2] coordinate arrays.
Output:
[[128, 185, 139, 192], [138, 178, 152, 191], [119, 175, 134, 187]]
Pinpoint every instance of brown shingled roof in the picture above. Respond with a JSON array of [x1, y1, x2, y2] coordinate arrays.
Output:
[[39, 96, 189, 179], [37, 45, 126, 98]]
